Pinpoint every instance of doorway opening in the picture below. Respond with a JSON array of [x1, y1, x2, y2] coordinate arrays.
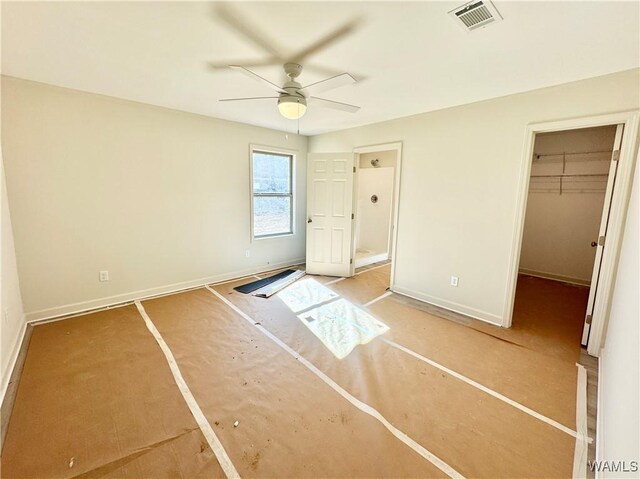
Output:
[[352, 142, 402, 289], [513, 124, 623, 359], [506, 112, 639, 356], [354, 150, 396, 268]]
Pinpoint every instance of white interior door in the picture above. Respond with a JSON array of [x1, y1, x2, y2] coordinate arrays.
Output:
[[582, 124, 624, 345], [306, 152, 355, 277]]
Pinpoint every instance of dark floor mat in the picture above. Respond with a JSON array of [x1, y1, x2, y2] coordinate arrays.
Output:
[[234, 269, 297, 294]]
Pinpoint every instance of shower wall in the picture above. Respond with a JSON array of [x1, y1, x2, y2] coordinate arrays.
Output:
[[356, 167, 395, 256]]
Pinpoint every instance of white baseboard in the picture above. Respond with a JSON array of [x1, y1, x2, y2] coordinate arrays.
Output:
[[518, 268, 591, 287], [391, 285, 503, 326], [25, 258, 305, 324], [0, 319, 27, 405], [355, 252, 389, 268]]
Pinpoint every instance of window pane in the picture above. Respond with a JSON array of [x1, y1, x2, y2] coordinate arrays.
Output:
[[253, 152, 291, 194], [254, 196, 291, 237]]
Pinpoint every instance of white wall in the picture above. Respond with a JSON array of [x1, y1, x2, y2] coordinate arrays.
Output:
[[1, 76, 308, 319], [0, 154, 25, 398], [309, 69, 640, 324], [597, 157, 639, 475], [356, 168, 394, 255], [520, 126, 617, 284]]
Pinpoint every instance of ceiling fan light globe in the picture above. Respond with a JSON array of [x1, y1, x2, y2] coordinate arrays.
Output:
[[277, 97, 307, 120]]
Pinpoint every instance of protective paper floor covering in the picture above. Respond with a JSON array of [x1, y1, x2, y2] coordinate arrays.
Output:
[[470, 274, 588, 363], [0, 306, 225, 479], [214, 272, 579, 478], [298, 297, 389, 359], [2, 265, 585, 478], [329, 266, 582, 428], [139, 288, 445, 478], [328, 264, 392, 305]]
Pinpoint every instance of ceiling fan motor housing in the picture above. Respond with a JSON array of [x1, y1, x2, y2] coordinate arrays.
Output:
[[284, 63, 303, 79], [283, 80, 303, 96]]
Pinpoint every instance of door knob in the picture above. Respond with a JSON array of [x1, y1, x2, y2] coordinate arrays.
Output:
[[591, 241, 597, 247], [307, 218, 313, 224]]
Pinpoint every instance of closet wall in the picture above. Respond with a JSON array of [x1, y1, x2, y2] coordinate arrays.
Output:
[[519, 126, 617, 284]]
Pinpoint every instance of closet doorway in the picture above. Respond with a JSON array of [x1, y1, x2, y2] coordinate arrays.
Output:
[[515, 124, 623, 354]]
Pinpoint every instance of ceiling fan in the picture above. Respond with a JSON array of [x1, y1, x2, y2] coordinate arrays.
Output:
[[209, 5, 362, 120], [219, 63, 359, 120]]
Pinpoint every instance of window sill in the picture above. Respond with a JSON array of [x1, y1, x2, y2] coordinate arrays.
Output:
[[253, 232, 295, 241]]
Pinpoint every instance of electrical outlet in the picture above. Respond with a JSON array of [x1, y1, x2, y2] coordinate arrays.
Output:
[[245, 250, 251, 258], [450, 276, 459, 287], [99, 270, 109, 282]]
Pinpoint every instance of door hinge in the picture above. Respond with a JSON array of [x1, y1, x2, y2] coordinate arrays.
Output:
[[350, 258, 353, 264], [612, 150, 620, 162], [353, 166, 356, 173], [351, 213, 354, 220], [598, 235, 606, 246], [585, 314, 592, 324]]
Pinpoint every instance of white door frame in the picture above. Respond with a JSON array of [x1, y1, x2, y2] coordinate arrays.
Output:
[[352, 142, 403, 288], [503, 111, 639, 356]]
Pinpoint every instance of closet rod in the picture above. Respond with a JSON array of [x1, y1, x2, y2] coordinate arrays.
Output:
[[530, 173, 608, 179], [534, 149, 612, 159]]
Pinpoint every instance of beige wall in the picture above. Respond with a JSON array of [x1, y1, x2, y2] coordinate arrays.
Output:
[[309, 69, 640, 324], [598, 155, 639, 473], [1, 155, 25, 395], [1, 76, 308, 319], [520, 126, 617, 284]]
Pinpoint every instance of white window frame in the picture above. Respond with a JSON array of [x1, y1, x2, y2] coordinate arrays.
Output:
[[250, 144, 297, 241]]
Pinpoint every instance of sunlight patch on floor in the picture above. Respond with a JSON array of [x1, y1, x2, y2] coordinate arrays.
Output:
[[277, 277, 339, 313], [298, 298, 389, 359]]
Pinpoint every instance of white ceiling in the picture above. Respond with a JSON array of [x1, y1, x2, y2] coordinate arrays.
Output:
[[2, 1, 639, 135]]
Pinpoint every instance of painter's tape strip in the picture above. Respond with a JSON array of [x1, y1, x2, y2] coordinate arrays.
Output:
[[355, 263, 390, 276], [573, 363, 589, 479], [134, 301, 240, 479], [204, 286, 464, 479], [325, 263, 389, 286], [363, 291, 393, 307], [382, 337, 590, 443]]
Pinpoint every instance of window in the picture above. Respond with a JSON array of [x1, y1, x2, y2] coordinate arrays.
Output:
[[251, 148, 294, 238]]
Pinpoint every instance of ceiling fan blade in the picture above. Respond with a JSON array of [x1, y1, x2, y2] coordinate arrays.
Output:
[[302, 63, 344, 78], [219, 96, 279, 102], [299, 73, 356, 96], [229, 65, 286, 94], [286, 18, 362, 64], [207, 59, 281, 70], [215, 5, 284, 61], [309, 97, 360, 113]]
